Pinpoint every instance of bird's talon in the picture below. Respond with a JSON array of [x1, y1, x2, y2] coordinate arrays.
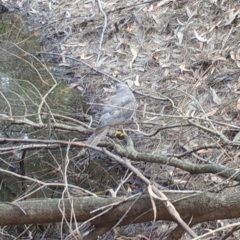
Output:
[[114, 128, 127, 139]]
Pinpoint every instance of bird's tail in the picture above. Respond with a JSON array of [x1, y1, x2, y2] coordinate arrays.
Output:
[[86, 128, 108, 146]]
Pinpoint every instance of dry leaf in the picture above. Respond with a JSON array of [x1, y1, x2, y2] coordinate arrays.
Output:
[[152, 52, 159, 62], [205, 108, 218, 117], [127, 186, 132, 193], [185, 6, 192, 18], [148, 4, 154, 12], [194, 29, 207, 42], [80, 54, 93, 60], [65, 11, 71, 18], [126, 24, 134, 32], [237, 97, 240, 110], [152, 14, 160, 24], [61, 86, 71, 93], [96, 56, 107, 67], [221, 25, 233, 49], [212, 55, 226, 64], [130, 47, 138, 57], [179, 65, 191, 73], [197, 149, 208, 154], [129, 47, 138, 68], [211, 88, 222, 105], [76, 86, 84, 92], [33, 31, 40, 37], [211, 175, 222, 183], [69, 82, 80, 88], [223, 9, 240, 26], [233, 131, 240, 142], [164, 68, 169, 77], [126, 80, 134, 88], [230, 51, 235, 60], [134, 75, 140, 86], [237, 61, 240, 68], [199, 41, 204, 50], [235, 49, 240, 61], [115, 49, 126, 55], [177, 31, 183, 44], [84, 3, 93, 9], [234, 151, 240, 160]]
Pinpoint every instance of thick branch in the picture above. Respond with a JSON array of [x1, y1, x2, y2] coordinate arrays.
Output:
[[1, 192, 240, 228], [114, 137, 240, 182]]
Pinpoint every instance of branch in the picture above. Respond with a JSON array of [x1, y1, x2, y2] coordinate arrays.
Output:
[[114, 136, 240, 182], [103, 148, 197, 238], [96, 0, 108, 63], [1, 192, 240, 230], [0, 114, 91, 134]]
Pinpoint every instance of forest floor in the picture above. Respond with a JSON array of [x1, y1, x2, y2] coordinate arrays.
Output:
[[3, 0, 240, 239]]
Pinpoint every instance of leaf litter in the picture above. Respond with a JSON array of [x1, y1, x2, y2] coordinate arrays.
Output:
[[6, 0, 240, 238]]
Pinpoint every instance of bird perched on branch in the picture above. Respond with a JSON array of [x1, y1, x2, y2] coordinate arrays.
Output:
[[86, 82, 138, 147]]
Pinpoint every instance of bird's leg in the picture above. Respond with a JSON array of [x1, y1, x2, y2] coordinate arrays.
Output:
[[114, 126, 127, 139]]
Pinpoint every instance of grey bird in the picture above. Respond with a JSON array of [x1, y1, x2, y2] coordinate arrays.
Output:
[[86, 82, 138, 147]]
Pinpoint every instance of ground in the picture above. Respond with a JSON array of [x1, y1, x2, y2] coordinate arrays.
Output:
[[2, 0, 240, 239]]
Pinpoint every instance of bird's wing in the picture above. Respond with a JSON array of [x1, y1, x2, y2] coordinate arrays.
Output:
[[96, 91, 137, 132], [101, 92, 133, 114]]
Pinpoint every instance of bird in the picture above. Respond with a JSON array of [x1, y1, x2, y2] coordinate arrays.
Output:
[[85, 82, 138, 147]]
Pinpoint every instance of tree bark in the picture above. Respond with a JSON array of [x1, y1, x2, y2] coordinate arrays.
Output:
[[1, 192, 240, 228]]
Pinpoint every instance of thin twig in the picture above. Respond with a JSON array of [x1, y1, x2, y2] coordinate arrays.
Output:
[[107, 0, 174, 13], [102, 148, 197, 238], [0, 168, 97, 201], [96, 0, 108, 63]]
